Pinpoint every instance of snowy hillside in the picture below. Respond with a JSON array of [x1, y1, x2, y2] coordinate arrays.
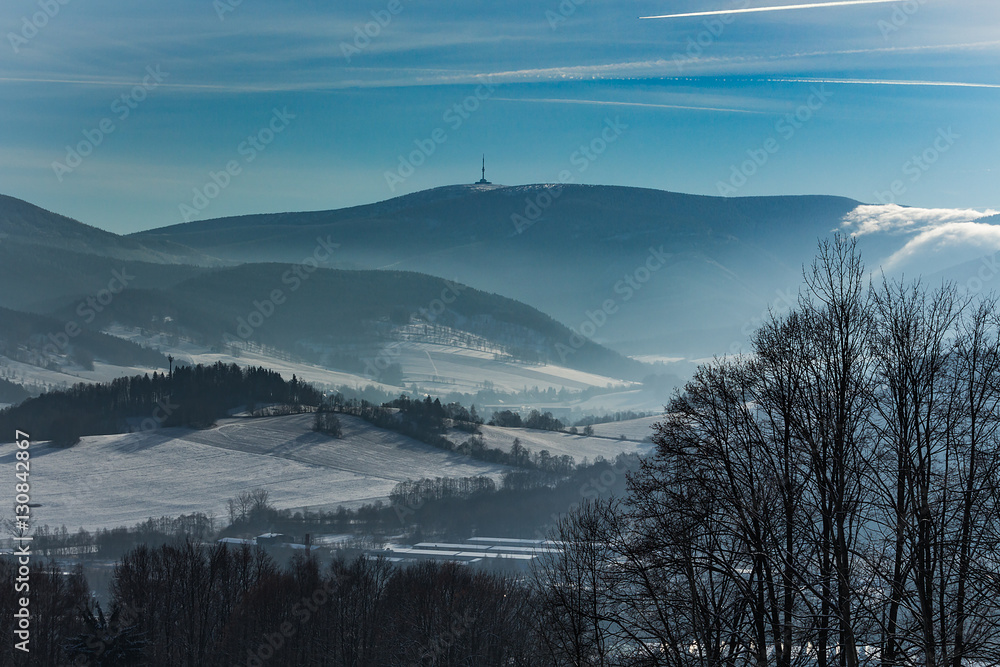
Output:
[[0, 413, 510, 531], [107, 326, 635, 395], [473, 423, 654, 462], [586, 415, 662, 441]]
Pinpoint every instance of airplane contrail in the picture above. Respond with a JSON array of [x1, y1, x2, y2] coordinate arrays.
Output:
[[770, 77, 1000, 90], [641, 0, 898, 20]]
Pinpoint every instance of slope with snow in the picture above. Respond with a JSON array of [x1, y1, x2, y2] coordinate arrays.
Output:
[[0, 413, 509, 532], [586, 415, 662, 442], [106, 326, 634, 395], [471, 422, 654, 463]]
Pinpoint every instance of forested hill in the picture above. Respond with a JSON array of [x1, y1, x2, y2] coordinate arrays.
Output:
[[0, 362, 321, 444], [54, 264, 644, 380]]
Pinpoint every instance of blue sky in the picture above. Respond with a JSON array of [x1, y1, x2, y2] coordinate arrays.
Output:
[[1, 0, 997, 234]]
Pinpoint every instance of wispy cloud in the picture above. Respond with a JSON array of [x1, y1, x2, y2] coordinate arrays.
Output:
[[493, 97, 772, 115], [0, 76, 253, 91], [3, 39, 997, 94], [641, 0, 898, 20]]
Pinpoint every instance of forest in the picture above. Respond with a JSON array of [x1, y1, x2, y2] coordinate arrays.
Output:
[[0, 362, 321, 443], [0, 546, 541, 666]]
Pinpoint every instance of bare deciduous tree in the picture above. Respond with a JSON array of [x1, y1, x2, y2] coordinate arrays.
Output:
[[537, 237, 1000, 666]]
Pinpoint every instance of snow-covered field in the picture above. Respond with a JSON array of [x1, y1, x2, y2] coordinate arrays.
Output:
[[472, 422, 654, 463], [398, 341, 633, 393], [0, 414, 510, 532], [565, 387, 672, 414], [587, 416, 662, 442], [0, 355, 162, 394]]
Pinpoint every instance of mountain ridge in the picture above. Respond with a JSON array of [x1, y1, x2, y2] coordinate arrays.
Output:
[[0, 193, 223, 265]]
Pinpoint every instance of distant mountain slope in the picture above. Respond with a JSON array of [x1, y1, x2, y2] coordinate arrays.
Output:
[[0, 194, 221, 265], [135, 184, 858, 263], [0, 305, 166, 388], [133, 184, 863, 355], [0, 240, 211, 312], [51, 264, 645, 381]]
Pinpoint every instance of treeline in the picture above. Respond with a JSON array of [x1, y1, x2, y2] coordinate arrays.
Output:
[[216, 455, 638, 541], [327, 394, 574, 471], [488, 408, 565, 431], [1, 546, 543, 666], [326, 380, 673, 432], [389, 476, 497, 509], [329, 394, 467, 453], [29, 513, 216, 561], [572, 409, 653, 427], [382, 455, 633, 539], [0, 362, 321, 444], [386, 393, 482, 432]]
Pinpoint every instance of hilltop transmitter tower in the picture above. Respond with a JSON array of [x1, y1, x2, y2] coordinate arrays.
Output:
[[475, 155, 492, 185]]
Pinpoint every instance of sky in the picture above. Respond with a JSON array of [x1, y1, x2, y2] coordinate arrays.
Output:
[[0, 0, 997, 234]]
